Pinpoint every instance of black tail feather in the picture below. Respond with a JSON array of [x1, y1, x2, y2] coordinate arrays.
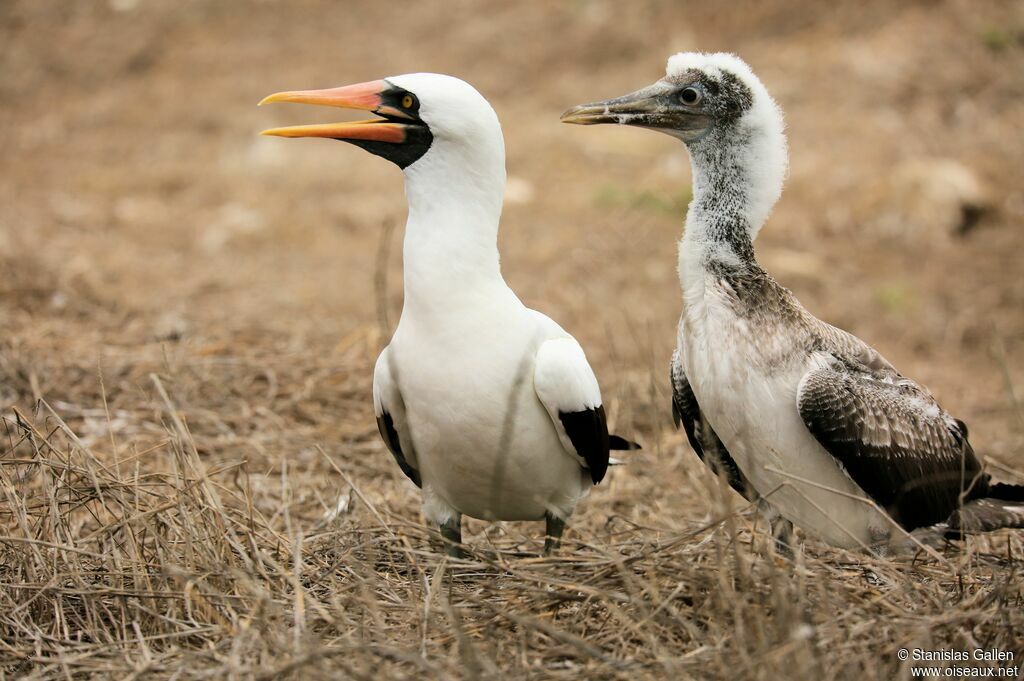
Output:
[[609, 435, 641, 451], [987, 482, 1024, 502]]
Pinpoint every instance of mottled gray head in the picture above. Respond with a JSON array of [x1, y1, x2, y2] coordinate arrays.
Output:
[[562, 53, 789, 235], [561, 52, 780, 146]]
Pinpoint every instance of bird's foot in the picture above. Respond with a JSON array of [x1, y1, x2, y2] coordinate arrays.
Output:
[[445, 544, 468, 560], [886, 525, 948, 557]]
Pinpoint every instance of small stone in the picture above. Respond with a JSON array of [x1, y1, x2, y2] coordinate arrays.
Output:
[[504, 176, 535, 205], [868, 159, 992, 239]]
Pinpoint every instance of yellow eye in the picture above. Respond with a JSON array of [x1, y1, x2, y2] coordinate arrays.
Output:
[[402, 94, 414, 109]]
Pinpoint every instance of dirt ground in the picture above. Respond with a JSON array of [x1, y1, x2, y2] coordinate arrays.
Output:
[[1, 1, 1023, 679]]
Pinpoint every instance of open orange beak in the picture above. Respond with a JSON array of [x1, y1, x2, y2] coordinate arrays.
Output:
[[259, 79, 412, 143]]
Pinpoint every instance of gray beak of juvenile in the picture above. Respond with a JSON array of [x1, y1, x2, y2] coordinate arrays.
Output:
[[560, 82, 673, 126], [560, 80, 712, 141]]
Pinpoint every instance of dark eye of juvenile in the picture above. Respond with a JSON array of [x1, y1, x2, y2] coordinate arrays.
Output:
[[680, 87, 701, 105]]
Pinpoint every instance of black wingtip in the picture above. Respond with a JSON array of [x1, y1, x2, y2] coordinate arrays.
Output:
[[609, 435, 641, 451]]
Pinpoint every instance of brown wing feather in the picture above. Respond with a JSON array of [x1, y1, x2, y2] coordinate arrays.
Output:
[[948, 498, 1024, 534], [797, 365, 987, 531], [815, 321, 897, 376]]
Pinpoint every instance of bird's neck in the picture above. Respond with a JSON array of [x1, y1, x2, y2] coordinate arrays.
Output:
[[682, 122, 787, 270], [400, 146, 510, 312]]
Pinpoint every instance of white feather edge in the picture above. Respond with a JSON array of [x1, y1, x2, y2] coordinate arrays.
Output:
[[533, 337, 603, 466]]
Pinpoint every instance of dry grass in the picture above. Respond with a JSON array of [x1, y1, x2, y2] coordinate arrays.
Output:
[[3, 0, 1024, 678], [2, 393, 1022, 680]]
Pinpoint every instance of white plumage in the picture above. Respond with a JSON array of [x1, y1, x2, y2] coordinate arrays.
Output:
[[563, 52, 1024, 552], [263, 73, 623, 555]]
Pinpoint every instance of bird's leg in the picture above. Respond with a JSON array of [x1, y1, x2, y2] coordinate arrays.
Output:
[[758, 498, 795, 558], [771, 517, 795, 558], [439, 514, 466, 559], [543, 512, 567, 556]]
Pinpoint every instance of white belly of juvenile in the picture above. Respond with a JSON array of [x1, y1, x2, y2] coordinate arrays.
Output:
[[679, 289, 896, 548]]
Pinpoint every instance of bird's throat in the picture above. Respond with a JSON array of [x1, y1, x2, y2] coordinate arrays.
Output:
[[682, 125, 784, 269], [400, 160, 508, 312]]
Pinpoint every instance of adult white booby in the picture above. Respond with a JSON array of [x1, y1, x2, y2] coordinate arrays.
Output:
[[260, 74, 635, 555], [562, 53, 1023, 551]]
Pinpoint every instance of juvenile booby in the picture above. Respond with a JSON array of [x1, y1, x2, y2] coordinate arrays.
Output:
[[562, 53, 1024, 551], [260, 74, 635, 555]]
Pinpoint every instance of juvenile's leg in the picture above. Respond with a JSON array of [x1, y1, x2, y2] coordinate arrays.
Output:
[[759, 499, 795, 558], [771, 516, 795, 558]]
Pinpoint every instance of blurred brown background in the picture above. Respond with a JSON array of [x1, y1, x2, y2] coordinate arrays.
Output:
[[2, 1, 1024, 677], [2, 0, 1021, 463]]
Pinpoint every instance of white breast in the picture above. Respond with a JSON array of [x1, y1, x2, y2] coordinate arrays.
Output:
[[389, 304, 588, 523]]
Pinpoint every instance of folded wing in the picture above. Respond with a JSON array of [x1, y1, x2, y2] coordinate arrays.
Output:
[[534, 337, 611, 484], [373, 347, 421, 487], [797, 363, 985, 530]]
